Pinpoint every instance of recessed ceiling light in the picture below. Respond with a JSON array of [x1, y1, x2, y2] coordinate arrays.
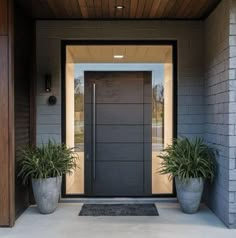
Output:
[[115, 5, 124, 9], [113, 55, 124, 59]]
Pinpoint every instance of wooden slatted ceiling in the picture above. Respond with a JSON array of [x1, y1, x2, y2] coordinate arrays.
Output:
[[66, 45, 172, 63], [16, 0, 221, 19]]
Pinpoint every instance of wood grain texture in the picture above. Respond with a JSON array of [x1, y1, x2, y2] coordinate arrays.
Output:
[[0, 0, 8, 34], [15, 0, 221, 19], [66, 45, 172, 63], [0, 36, 10, 226], [0, 0, 15, 227], [8, 0, 15, 227]]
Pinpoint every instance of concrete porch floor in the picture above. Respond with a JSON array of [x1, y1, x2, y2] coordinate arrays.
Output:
[[0, 203, 236, 238]]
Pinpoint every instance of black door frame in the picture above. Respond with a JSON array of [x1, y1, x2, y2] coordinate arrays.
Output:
[[61, 40, 177, 198]]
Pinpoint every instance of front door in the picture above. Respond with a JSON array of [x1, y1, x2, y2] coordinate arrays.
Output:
[[84, 71, 152, 196]]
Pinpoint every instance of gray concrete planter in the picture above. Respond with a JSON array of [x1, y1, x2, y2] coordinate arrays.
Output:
[[175, 176, 204, 214], [32, 176, 62, 214]]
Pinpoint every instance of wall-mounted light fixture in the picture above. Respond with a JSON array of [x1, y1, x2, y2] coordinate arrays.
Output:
[[45, 74, 52, 92]]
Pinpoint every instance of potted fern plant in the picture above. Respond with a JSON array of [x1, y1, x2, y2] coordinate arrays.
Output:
[[159, 137, 215, 214], [17, 140, 77, 214]]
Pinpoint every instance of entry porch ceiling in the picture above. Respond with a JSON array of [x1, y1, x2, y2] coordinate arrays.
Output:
[[16, 0, 221, 20], [66, 45, 172, 63]]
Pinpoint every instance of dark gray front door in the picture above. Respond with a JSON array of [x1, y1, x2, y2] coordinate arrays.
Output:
[[85, 72, 152, 196]]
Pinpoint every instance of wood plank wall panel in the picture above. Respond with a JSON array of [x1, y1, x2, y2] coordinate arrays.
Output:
[[8, 0, 14, 227], [15, 0, 221, 19], [14, 5, 33, 219], [0, 0, 14, 227], [0, 36, 10, 226], [0, 0, 8, 34]]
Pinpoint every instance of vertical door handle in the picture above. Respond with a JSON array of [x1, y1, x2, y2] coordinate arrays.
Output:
[[93, 83, 96, 181]]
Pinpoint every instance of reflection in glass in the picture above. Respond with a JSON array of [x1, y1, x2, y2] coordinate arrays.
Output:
[[152, 59, 173, 194], [66, 53, 84, 194], [74, 75, 84, 148], [64, 44, 174, 195]]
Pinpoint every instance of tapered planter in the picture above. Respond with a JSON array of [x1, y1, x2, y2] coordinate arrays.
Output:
[[175, 176, 204, 214], [32, 176, 62, 214]]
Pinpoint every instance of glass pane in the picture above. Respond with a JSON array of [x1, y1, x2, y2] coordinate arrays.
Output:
[[64, 44, 173, 195], [152, 48, 173, 194], [65, 47, 84, 194]]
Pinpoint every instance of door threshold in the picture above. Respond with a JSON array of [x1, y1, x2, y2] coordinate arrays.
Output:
[[60, 197, 177, 204]]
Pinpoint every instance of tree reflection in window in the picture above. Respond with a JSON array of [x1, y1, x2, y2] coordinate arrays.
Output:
[[152, 83, 164, 151], [74, 76, 84, 151]]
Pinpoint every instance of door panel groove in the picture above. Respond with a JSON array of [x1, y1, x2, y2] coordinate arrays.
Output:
[[85, 71, 152, 196]]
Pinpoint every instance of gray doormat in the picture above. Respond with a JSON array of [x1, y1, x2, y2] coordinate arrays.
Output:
[[79, 204, 159, 216]]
